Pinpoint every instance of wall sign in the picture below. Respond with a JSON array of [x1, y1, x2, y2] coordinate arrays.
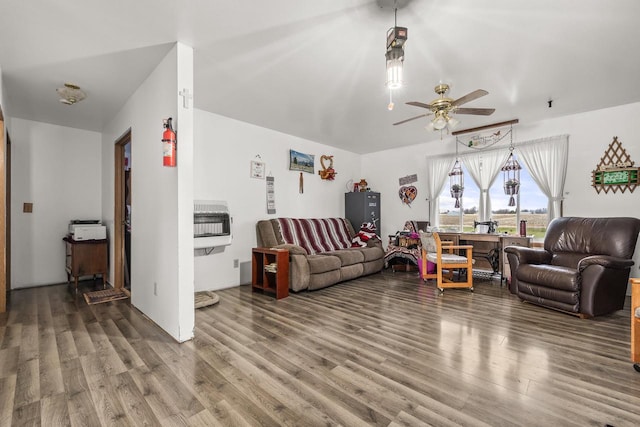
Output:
[[399, 174, 418, 186], [250, 160, 265, 179], [601, 170, 635, 185], [266, 176, 276, 214]]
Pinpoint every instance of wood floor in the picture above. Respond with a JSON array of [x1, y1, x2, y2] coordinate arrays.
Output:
[[2, 272, 640, 426]]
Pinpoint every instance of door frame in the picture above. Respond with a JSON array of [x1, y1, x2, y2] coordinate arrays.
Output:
[[0, 107, 6, 312], [5, 132, 10, 297], [114, 129, 131, 290]]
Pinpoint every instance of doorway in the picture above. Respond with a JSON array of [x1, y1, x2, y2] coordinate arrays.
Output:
[[114, 130, 131, 290]]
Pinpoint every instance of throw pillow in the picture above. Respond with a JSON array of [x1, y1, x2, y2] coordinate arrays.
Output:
[[352, 222, 377, 247]]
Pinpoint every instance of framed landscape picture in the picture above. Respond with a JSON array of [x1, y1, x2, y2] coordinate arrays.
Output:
[[289, 149, 315, 174]]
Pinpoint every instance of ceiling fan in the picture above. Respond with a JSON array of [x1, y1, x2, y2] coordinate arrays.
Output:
[[393, 83, 495, 130]]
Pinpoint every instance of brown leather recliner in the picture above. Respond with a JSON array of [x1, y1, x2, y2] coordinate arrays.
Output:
[[505, 217, 640, 317]]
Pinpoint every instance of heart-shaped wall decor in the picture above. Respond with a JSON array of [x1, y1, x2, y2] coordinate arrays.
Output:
[[399, 186, 417, 205]]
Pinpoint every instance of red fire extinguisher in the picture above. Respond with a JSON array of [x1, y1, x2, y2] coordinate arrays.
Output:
[[162, 117, 176, 167]]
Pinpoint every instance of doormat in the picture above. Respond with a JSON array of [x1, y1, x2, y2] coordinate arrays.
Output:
[[84, 288, 129, 305], [195, 291, 220, 309]]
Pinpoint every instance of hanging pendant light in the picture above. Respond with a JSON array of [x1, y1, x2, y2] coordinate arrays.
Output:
[[501, 129, 521, 206], [385, 8, 407, 91], [449, 159, 464, 208], [449, 140, 464, 209]]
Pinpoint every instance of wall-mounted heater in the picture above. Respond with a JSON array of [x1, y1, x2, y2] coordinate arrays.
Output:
[[194, 200, 232, 249]]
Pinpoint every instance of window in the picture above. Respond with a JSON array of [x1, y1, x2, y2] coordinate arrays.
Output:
[[490, 166, 548, 238], [433, 135, 567, 238], [438, 164, 480, 232], [439, 163, 548, 237]]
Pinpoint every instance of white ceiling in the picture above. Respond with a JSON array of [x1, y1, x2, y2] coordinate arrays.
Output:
[[2, 0, 640, 154]]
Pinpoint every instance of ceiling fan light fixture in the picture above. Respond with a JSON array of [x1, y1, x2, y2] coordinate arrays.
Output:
[[56, 82, 86, 105], [432, 112, 448, 130], [447, 116, 460, 129], [397, 84, 495, 132]]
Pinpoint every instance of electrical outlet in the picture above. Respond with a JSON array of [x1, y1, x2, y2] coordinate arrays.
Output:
[[234, 259, 239, 268], [154, 282, 157, 296]]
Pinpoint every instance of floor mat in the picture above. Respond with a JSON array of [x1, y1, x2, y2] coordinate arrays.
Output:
[[195, 291, 220, 309], [84, 288, 130, 305]]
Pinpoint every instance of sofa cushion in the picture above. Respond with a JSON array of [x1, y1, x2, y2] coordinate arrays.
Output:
[[362, 257, 385, 276], [277, 218, 353, 255], [552, 252, 589, 269], [544, 217, 640, 259], [354, 246, 384, 262], [308, 269, 342, 290], [340, 264, 364, 282], [517, 264, 580, 291], [322, 249, 364, 266], [256, 219, 284, 247], [306, 254, 342, 274]]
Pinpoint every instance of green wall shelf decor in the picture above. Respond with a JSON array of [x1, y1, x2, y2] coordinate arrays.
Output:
[[591, 136, 638, 194]]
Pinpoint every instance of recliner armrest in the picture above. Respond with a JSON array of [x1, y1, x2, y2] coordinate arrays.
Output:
[[578, 255, 635, 272], [504, 246, 552, 265]]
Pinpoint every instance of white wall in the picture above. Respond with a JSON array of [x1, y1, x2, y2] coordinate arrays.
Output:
[[101, 43, 194, 342], [10, 118, 102, 288], [361, 101, 640, 278], [193, 110, 362, 291]]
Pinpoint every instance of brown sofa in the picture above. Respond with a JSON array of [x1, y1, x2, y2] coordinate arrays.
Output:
[[505, 216, 640, 317], [256, 218, 384, 291]]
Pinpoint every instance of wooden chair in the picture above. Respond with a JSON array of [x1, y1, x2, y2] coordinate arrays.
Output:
[[420, 231, 474, 292], [631, 278, 640, 372]]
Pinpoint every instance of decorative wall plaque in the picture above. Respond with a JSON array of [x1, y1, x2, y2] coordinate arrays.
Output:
[[399, 174, 418, 186], [591, 136, 639, 194]]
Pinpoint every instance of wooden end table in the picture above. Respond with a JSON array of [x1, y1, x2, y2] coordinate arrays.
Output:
[[251, 248, 289, 299], [63, 235, 108, 294]]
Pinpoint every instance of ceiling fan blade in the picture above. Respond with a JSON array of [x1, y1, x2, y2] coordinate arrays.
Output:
[[451, 89, 488, 107], [406, 101, 432, 109], [455, 107, 495, 116], [393, 114, 428, 126]]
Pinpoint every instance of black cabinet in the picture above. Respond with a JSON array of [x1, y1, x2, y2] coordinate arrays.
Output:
[[345, 192, 381, 232]]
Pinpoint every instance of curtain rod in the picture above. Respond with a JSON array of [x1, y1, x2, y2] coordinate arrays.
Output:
[[451, 119, 519, 136], [426, 134, 569, 160]]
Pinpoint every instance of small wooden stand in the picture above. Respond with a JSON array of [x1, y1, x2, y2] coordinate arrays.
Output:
[[631, 278, 640, 366], [251, 248, 289, 299], [63, 236, 108, 294]]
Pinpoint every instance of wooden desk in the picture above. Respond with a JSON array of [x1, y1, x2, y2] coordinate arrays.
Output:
[[437, 232, 531, 281], [63, 236, 108, 294]]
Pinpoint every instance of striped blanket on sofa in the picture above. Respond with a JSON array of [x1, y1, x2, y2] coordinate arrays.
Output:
[[277, 218, 353, 255]]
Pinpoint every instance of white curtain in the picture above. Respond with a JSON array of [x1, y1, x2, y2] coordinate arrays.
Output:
[[515, 135, 569, 222], [460, 150, 509, 221], [425, 156, 455, 227]]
